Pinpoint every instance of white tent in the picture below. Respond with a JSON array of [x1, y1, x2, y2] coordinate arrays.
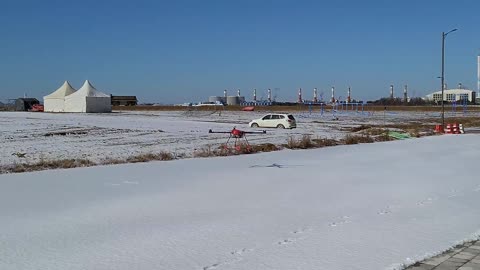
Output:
[[43, 81, 76, 112], [64, 80, 112, 113]]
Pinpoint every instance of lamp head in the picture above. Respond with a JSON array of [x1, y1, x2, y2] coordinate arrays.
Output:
[[445, 28, 458, 36]]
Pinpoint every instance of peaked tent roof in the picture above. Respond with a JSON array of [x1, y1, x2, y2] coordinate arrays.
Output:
[[44, 81, 76, 99], [67, 80, 110, 98]]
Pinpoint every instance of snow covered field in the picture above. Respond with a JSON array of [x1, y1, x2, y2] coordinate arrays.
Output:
[[0, 110, 464, 168], [1, 135, 480, 270]]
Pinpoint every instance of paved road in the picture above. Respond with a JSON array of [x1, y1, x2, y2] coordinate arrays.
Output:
[[406, 240, 480, 270]]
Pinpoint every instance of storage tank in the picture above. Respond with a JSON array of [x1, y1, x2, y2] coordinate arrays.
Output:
[[226, 96, 240, 105]]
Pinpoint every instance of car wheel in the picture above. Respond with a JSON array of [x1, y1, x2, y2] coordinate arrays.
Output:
[[277, 124, 285, 129], [251, 123, 259, 128]]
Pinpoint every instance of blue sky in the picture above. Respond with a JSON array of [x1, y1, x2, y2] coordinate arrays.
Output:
[[0, 0, 479, 104]]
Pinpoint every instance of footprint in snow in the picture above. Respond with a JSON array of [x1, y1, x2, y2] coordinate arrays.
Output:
[[203, 247, 254, 270], [292, 227, 310, 234], [448, 189, 461, 198], [417, 197, 435, 206], [377, 208, 391, 215], [104, 182, 121, 186], [249, 163, 284, 169], [329, 216, 350, 227], [277, 238, 296, 245], [203, 263, 220, 270], [123, 180, 139, 185], [230, 248, 253, 256], [249, 163, 304, 169]]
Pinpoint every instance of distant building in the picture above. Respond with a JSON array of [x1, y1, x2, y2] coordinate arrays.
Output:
[[425, 88, 476, 103], [15, 98, 39, 111], [111, 95, 138, 106], [208, 96, 226, 105]]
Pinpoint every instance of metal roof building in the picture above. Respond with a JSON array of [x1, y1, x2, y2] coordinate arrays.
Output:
[[425, 88, 476, 103]]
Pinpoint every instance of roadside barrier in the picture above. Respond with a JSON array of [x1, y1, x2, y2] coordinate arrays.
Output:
[[452, 123, 459, 134], [438, 122, 464, 134], [445, 123, 452, 134]]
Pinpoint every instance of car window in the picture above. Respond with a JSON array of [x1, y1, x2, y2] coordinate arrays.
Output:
[[288, 115, 295, 120], [279, 115, 285, 119], [271, 115, 280, 120], [262, 115, 271, 120]]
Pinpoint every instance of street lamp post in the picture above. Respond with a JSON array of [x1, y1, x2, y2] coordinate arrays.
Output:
[[441, 28, 457, 130]]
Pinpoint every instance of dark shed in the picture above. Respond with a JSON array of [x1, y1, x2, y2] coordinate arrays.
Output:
[[111, 95, 138, 106], [15, 98, 40, 111]]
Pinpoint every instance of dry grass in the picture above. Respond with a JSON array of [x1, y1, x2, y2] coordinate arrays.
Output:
[[350, 125, 372, 132], [383, 123, 435, 138], [354, 127, 394, 142], [312, 137, 340, 147], [286, 135, 340, 149], [374, 132, 395, 142], [1, 159, 95, 174], [343, 134, 375, 145], [100, 158, 125, 165], [193, 145, 232, 157], [286, 135, 315, 149], [251, 143, 279, 152], [193, 145, 216, 157], [347, 121, 441, 139], [361, 127, 387, 136], [1, 151, 175, 174], [193, 143, 260, 158], [125, 152, 174, 163]]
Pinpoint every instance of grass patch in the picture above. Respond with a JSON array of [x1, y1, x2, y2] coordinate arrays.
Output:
[[2, 158, 95, 174], [193, 145, 216, 157], [286, 135, 340, 149], [343, 134, 374, 145], [2, 151, 175, 174], [350, 125, 372, 132], [193, 145, 232, 157], [251, 143, 279, 152], [374, 132, 395, 142], [193, 143, 260, 157], [125, 151, 174, 163], [286, 135, 315, 149], [312, 137, 340, 147], [100, 158, 125, 165], [361, 127, 387, 136]]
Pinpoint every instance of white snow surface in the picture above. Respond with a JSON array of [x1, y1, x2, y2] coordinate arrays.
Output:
[[1, 135, 480, 270], [2, 110, 475, 167]]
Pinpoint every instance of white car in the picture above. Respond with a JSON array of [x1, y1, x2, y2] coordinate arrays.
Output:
[[249, 113, 297, 129]]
